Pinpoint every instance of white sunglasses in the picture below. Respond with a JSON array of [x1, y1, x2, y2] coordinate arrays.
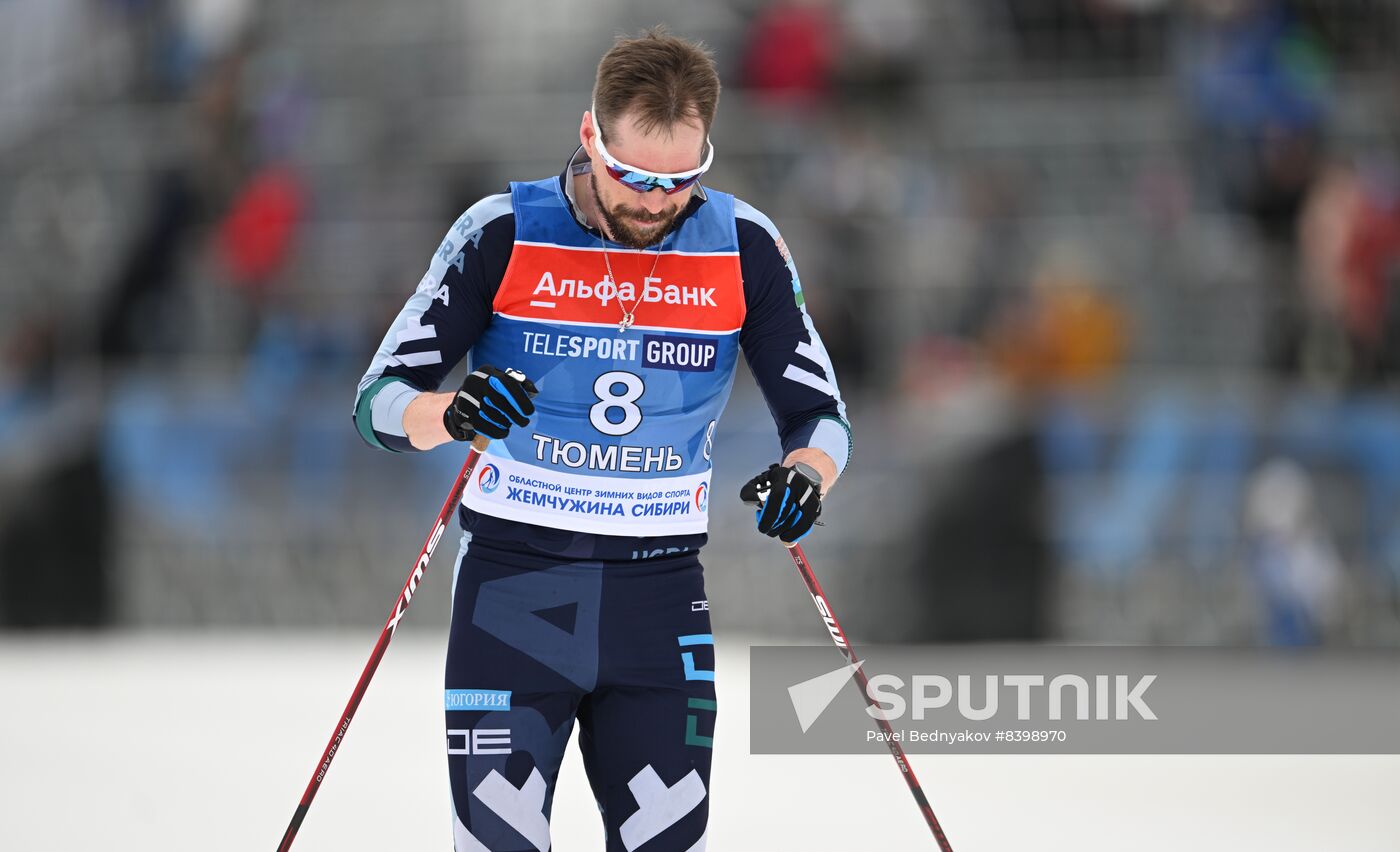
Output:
[[591, 102, 714, 194]]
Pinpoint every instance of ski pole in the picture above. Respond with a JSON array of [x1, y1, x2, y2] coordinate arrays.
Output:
[[275, 433, 490, 852], [781, 540, 955, 850]]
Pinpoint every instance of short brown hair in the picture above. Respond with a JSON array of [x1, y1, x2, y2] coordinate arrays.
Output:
[[592, 26, 720, 143]]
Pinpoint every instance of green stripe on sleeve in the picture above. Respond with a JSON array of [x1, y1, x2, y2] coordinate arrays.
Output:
[[354, 376, 409, 451]]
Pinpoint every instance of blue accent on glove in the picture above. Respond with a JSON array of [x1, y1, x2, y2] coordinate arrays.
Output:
[[745, 463, 822, 544], [489, 375, 531, 419], [479, 399, 511, 429]]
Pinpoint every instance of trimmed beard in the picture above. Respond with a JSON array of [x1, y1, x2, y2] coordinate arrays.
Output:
[[590, 173, 682, 249]]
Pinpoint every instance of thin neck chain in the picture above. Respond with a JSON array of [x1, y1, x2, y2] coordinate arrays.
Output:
[[600, 234, 664, 333]]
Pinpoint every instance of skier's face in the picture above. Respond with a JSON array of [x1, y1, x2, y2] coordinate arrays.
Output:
[[581, 108, 707, 249]]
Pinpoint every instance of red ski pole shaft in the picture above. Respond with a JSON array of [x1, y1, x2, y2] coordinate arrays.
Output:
[[785, 541, 955, 851], [275, 433, 489, 852]]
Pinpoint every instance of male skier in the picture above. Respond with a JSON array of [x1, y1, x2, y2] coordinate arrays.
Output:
[[353, 28, 851, 852]]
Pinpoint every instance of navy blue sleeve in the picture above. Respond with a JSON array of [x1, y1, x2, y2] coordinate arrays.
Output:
[[353, 193, 515, 452], [735, 200, 853, 474]]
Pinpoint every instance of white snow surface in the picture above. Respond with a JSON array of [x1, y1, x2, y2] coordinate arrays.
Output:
[[2, 632, 1395, 851]]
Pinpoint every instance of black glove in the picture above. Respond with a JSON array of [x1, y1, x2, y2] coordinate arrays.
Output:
[[739, 462, 823, 544], [443, 365, 538, 441]]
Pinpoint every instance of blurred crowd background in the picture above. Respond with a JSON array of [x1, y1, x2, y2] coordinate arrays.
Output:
[[2, 0, 1399, 647]]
